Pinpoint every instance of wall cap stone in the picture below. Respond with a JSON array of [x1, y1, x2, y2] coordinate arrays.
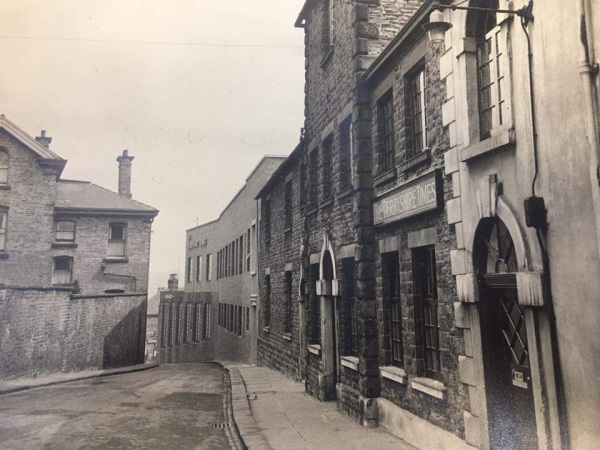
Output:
[[411, 377, 446, 400]]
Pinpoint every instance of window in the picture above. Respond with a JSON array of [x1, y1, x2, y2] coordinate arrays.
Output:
[[239, 235, 244, 274], [175, 303, 181, 345], [246, 307, 250, 332], [206, 253, 212, 281], [342, 258, 357, 356], [52, 256, 73, 285], [322, 0, 333, 53], [186, 257, 193, 283], [264, 275, 271, 328], [196, 256, 202, 282], [55, 221, 75, 242], [377, 91, 395, 174], [308, 150, 318, 206], [383, 252, 402, 367], [309, 264, 321, 344], [414, 246, 441, 379], [246, 228, 251, 272], [237, 305, 242, 336], [184, 303, 192, 343], [263, 199, 271, 242], [107, 223, 126, 257], [202, 303, 211, 340], [322, 136, 333, 201], [406, 67, 427, 159], [284, 270, 293, 334], [194, 303, 202, 342], [285, 181, 293, 230], [168, 303, 175, 346], [339, 118, 352, 190], [0, 149, 7, 183], [0, 210, 7, 252]]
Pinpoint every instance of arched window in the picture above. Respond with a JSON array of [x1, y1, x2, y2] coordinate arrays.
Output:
[[474, 217, 518, 274], [0, 148, 8, 183], [466, 0, 512, 141]]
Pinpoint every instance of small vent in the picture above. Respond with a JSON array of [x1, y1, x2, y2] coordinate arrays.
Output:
[[209, 422, 226, 429]]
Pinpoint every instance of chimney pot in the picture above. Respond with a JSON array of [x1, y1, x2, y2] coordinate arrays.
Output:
[[35, 130, 52, 148]]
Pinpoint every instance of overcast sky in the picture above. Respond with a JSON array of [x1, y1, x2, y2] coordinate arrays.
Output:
[[0, 0, 306, 293]]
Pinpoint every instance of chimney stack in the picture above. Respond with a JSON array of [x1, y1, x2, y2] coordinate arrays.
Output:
[[116, 150, 134, 199], [168, 274, 179, 291], [35, 130, 52, 148]]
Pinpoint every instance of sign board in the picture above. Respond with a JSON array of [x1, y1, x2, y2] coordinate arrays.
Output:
[[373, 170, 442, 226]]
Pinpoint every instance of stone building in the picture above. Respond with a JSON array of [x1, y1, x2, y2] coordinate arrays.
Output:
[[432, 0, 600, 448], [158, 156, 284, 365], [0, 114, 158, 378]]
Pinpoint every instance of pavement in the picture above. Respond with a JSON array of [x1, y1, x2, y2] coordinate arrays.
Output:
[[224, 363, 416, 450], [0, 362, 415, 450]]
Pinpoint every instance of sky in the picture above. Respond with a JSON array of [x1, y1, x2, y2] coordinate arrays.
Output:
[[0, 0, 306, 293]]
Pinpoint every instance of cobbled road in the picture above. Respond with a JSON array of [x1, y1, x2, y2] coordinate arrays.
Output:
[[0, 363, 235, 450]]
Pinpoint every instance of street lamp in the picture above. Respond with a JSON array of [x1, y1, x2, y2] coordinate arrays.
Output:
[[422, 1, 534, 43]]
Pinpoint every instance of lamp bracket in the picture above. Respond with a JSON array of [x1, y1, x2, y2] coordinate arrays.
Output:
[[433, 1, 534, 25]]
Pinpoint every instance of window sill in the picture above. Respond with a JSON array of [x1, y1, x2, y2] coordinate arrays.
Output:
[[401, 149, 431, 173], [411, 377, 446, 400], [460, 128, 515, 162], [0, 184, 10, 191], [337, 185, 353, 201], [320, 196, 334, 209], [374, 168, 397, 187], [52, 242, 78, 249], [262, 326, 270, 333], [380, 366, 407, 385], [103, 257, 129, 264], [0, 252, 8, 260], [321, 46, 334, 68], [282, 333, 292, 342], [308, 344, 321, 356], [340, 356, 359, 372], [306, 205, 318, 217]]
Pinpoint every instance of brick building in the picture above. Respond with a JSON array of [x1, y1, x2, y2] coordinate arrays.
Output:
[[158, 156, 284, 365], [0, 114, 158, 378]]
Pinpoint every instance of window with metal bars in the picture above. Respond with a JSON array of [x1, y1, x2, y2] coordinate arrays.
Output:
[[339, 118, 352, 190], [383, 252, 402, 367], [203, 303, 211, 340], [194, 303, 202, 342], [322, 136, 333, 201], [377, 91, 395, 174], [264, 275, 271, 328], [285, 181, 293, 230], [184, 302, 192, 343], [413, 246, 441, 379], [342, 258, 357, 356], [309, 264, 321, 343], [308, 150, 318, 207], [405, 67, 427, 159], [168, 303, 174, 346], [284, 271, 293, 333]]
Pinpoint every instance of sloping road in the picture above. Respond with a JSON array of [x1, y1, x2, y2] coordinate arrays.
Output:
[[0, 363, 234, 450]]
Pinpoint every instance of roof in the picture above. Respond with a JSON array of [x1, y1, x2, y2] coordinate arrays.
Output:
[[0, 115, 64, 160], [295, 0, 315, 28], [56, 180, 158, 216], [255, 140, 304, 200]]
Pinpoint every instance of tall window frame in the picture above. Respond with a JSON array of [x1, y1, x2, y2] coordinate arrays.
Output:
[[55, 221, 76, 243], [377, 90, 395, 174], [322, 135, 333, 201], [263, 198, 271, 243], [405, 66, 427, 159], [309, 264, 321, 344], [206, 253, 212, 281], [339, 118, 352, 191], [186, 257, 193, 283], [413, 246, 441, 379], [0, 209, 7, 252], [107, 223, 127, 257], [196, 255, 202, 282], [383, 252, 402, 367], [0, 148, 8, 184], [202, 303, 211, 341]]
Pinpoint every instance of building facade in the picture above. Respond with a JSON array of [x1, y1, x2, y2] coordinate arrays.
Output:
[[438, 0, 600, 448], [0, 114, 158, 377], [158, 156, 285, 365]]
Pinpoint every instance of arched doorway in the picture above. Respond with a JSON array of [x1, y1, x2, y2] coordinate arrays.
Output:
[[474, 217, 538, 449], [320, 248, 338, 400]]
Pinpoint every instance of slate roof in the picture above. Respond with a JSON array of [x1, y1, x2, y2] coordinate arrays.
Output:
[[56, 180, 158, 215], [0, 114, 64, 160]]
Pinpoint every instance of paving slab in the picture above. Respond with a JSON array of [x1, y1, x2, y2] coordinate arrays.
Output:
[[223, 363, 416, 450]]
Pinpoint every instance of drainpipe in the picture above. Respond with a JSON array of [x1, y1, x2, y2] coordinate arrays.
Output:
[[577, 0, 600, 255]]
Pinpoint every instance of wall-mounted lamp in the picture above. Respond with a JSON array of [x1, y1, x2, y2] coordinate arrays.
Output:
[[422, 1, 534, 43]]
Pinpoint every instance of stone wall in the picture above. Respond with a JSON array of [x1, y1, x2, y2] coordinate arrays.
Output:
[[0, 287, 146, 379]]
